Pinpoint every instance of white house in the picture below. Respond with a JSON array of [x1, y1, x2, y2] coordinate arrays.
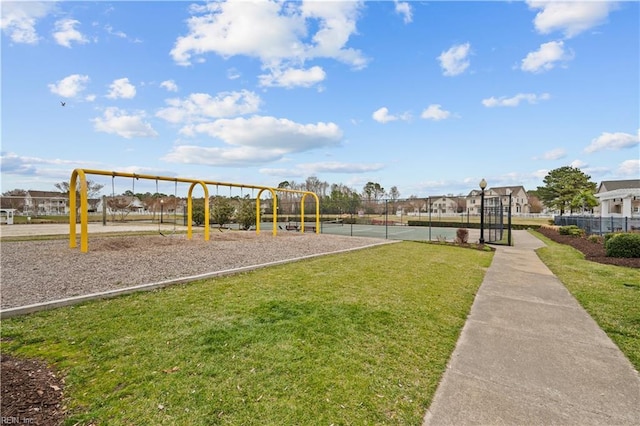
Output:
[[487, 186, 530, 214], [595, 180, 640, 218], [466, 186, 529, 215], [429, 196, 465, 215]]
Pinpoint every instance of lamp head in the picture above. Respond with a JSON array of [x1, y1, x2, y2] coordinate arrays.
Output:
[[479, 178, 487, 190]]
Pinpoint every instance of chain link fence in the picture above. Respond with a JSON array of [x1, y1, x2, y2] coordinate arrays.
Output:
[[554, 216, 640, 235]]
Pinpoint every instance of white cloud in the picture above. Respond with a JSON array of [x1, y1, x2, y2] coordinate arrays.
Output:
[[0, 152, 37, 175], [160, 80, 178, 92], [437, 42, 471, 77], [259, 66, 326, 88], [163, 145, 283, 166], [482, 92, 550, 108], [373, 107, 394, 123], [92, 107, 158, 139], [299, 161, 385, 174], [258, 167, 306, 178], [527, 1, 616, 38], [421, 104, 451, 121], [185, 116, 342, 150], [533, 148, 567, 161], [156, 90, 261, 124], [569, 159, 587, 169], [105, 24, 127, 39], [53, 18, 88, 48], [48, 74, 90, 98], [617, 159, 640, 177], [0, 1, 55, 44], [0, 151, 100, 177], [521, 41, 572, 73], [163, 116, 342, 167], [107, 78, 136, 99], [261, 161, 384, 177], [170, 1, 367, 74], [300, 1, 367, 69], [394, 1, 412, 24], [584, 130, 640, 153], [227, 68, 241, 80], [372, 107, 411, 124]]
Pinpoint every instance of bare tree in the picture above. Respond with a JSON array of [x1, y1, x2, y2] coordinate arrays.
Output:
[[55, 180, 104, 199], [1, 189, 27, 211], [107, 196, 135, 221]]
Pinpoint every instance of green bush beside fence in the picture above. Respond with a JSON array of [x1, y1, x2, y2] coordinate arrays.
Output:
[[559, 225, 585, 237], [605, 233, 640, 258]]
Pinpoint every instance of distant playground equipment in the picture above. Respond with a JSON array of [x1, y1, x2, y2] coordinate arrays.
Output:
[[69, 169, 320, 253]]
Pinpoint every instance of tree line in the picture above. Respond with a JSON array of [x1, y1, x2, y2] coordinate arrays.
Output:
[[2, 166, 601, 218]]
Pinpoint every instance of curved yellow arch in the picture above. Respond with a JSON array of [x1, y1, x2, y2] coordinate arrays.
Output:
[[69, 169, 89, 252], [187, 181, 210, 241], [256, 188, 278, 236], [300, 192, 320, 233]]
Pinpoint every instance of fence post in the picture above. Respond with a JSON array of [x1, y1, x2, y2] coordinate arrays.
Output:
[[508, 193, 512, 246], [385, 199, 388, 239], [102, 195, 107, 226]]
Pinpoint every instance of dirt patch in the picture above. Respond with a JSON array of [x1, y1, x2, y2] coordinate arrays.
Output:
[[1, 352, 66, 426], [536, 227, 640, 268]]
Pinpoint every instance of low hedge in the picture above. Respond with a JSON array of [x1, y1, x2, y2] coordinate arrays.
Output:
[[558, 225, 585, 237], [605, 233, 640, 258], [407, 221, 540, 231]]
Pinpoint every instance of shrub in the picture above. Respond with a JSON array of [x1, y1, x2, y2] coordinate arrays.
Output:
[[587, 234, 603, 244], [191, 199, 205, 226], [605, 233, 640, 258], [604, 233, 619, 244], [455, 228, 469, 244], [211, 196, 234, 228], [559, 225, 584, 237], [236, 198, 256, 230]]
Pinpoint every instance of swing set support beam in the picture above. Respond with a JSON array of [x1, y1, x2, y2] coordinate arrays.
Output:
[[69, 168, 320, 253]]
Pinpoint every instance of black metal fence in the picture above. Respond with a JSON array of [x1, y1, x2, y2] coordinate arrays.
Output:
[[275, 196, 513, 244], [554, 216, 640, 235], [483, 197, 505, 243]]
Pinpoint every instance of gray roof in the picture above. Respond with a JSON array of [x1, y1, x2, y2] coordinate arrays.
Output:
[[598, 180, 640, 193], [595, 188, 640, 200], [488, 186, 526, 196]]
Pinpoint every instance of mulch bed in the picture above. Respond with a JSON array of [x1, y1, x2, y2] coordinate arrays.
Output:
[[0, 352, 66, 426], [2, 229, 637, 425], [536, 227, 640, 268]]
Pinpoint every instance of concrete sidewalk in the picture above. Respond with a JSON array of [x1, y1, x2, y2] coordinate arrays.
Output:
[[424, 230, 640, 425]]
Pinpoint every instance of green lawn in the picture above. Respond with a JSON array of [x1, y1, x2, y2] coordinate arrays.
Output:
[[534, 231, 640, 371], [1, 242, 492, 425]]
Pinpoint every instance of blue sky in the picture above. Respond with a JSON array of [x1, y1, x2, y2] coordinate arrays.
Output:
[[1, 0, 638, 198]]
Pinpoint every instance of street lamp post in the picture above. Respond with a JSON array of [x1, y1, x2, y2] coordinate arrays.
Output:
[[507, 189, 512, 246], [479, 178, 487, 244], [160, 199, 164, 224]]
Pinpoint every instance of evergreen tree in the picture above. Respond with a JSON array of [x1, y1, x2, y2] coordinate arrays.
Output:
[[536, 167, 597, 215]]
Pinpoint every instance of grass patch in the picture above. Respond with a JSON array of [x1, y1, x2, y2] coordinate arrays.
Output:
[[533, 231, 640, 371], [1, 242, 491, 425]]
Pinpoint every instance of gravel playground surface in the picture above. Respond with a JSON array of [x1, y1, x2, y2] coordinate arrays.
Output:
[[1, 231, 389, 311]]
